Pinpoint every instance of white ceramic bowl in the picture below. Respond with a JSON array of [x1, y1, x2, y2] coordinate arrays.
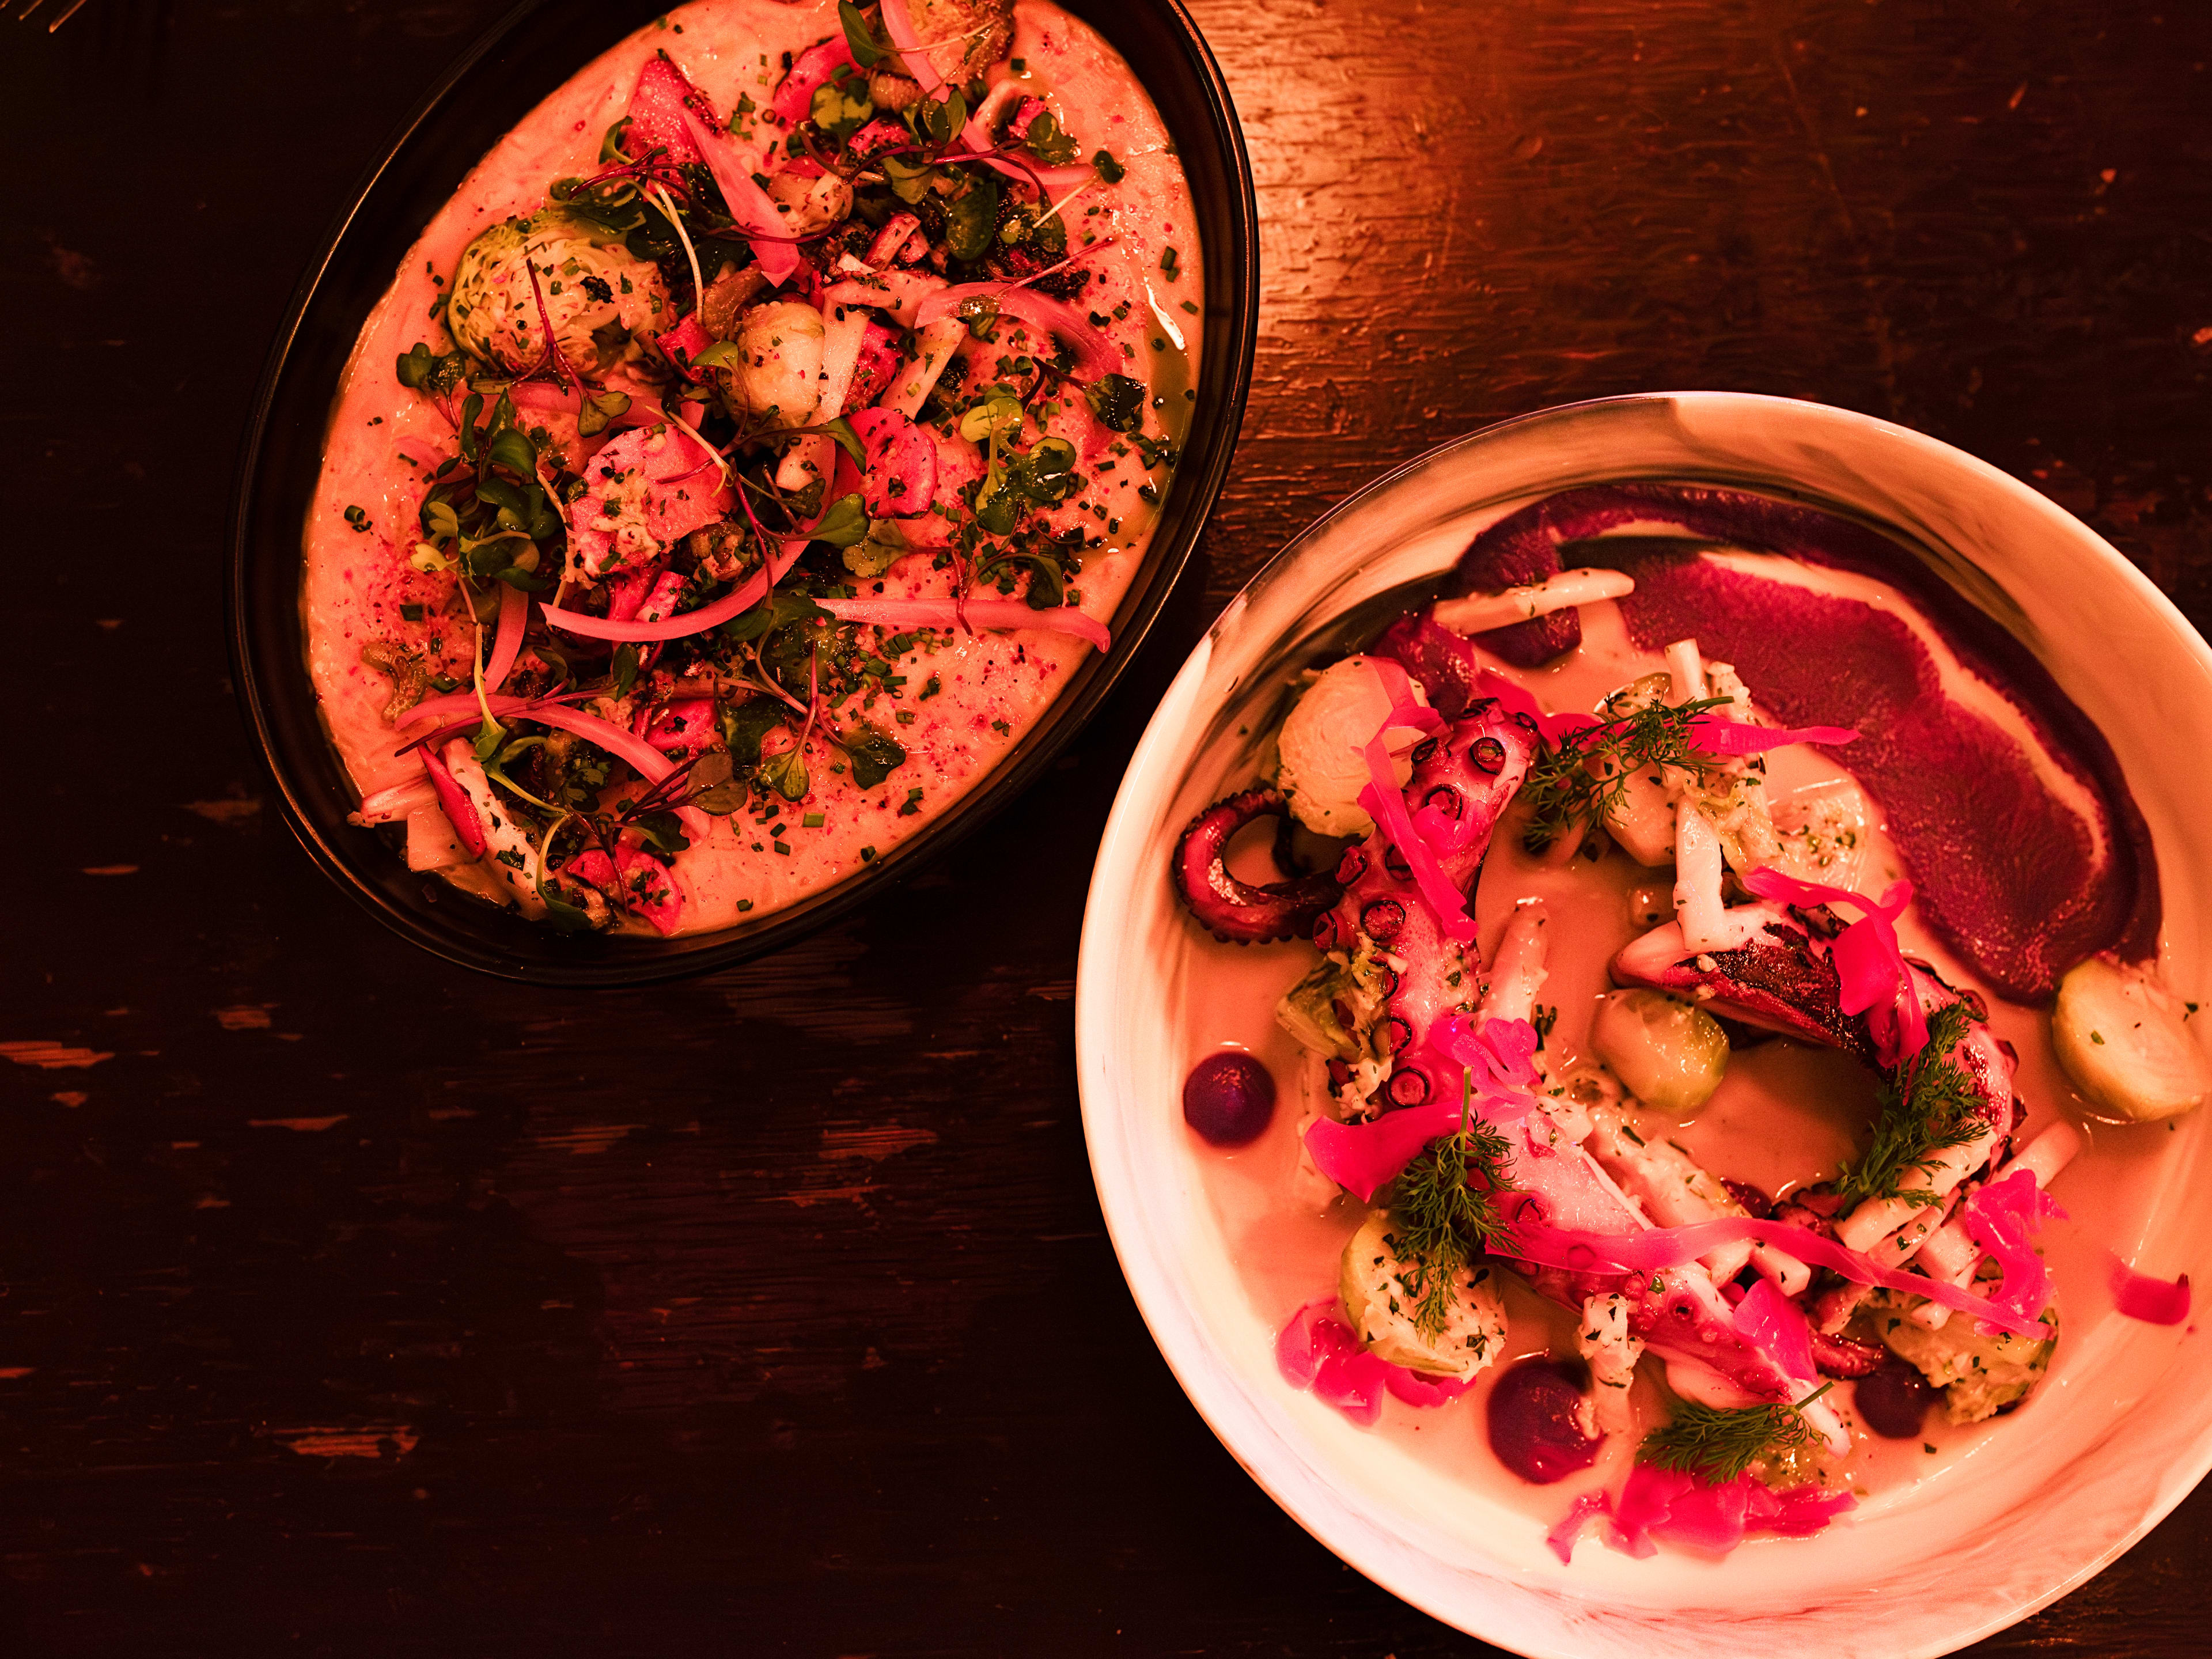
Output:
[[1074, 393, 2212, 1657]]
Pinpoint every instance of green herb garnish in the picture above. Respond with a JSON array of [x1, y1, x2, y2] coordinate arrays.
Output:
[[1638, 1383, 1834, 1484], [1834, 1000, 1988, 1207], [1386, 1074, 1520, 1336], [1517, 688, 1732, 854]]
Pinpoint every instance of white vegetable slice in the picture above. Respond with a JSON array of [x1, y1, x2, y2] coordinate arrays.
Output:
[[2052, 954, 2211, 1122], [1431, 567, 1635, 634]]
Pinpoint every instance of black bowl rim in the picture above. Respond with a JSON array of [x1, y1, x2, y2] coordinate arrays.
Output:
[[224, 0, 1258, 987]]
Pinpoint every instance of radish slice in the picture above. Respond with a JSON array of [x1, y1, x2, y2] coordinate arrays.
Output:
[[626, 54, 710, 165], [772, 36, 856, 123], [847, 407, 938, 517], [817, 595, 1111, 652]]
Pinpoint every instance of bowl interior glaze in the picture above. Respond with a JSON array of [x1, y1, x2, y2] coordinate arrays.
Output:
[[228, 0, 1256, 985], [1075, 392, 2212, 1658]]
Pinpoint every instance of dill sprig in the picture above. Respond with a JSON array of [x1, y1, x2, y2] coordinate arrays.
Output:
[[1834, 999, 1989, 1207], [1638, 1383, 1834, 1484], [1386, 1075, 1520, 1336], [1518, 691, 1733, 854]]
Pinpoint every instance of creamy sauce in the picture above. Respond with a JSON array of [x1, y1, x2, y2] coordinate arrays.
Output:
[[302, 0, 1199, 934], [1185, 579, 2176, 1535]]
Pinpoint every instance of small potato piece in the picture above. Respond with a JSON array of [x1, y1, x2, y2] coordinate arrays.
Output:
[[2053, 954, 2211, 1122], [1589, 988, 1729, 1115], [1338, 1213, 1507, 1380]]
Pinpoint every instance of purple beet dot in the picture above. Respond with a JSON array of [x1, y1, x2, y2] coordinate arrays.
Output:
[[1486, 1359, 1601, 1484], [1854, 1358, 1938, 1440], [1183, 1051, 1277, 1147]]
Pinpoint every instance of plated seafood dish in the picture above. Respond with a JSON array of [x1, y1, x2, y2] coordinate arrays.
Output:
[[1171, 482, 2202, 1559], [304, 0, 1197, 936]]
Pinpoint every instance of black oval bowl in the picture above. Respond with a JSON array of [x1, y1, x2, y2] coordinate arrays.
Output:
[[228, 0, 1256, 986]]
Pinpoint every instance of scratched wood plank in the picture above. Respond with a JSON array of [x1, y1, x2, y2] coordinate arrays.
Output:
[[5, 0, 2212, 1653]]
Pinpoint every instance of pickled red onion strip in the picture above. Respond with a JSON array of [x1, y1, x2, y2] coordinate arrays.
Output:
[[1732, 1279, 1817, 1381], [1546, 1491, 1617, 1564], [485, 582, 529, 693], [877, 0, 943, 94], [1275, 1300, 1471, 1427], [2109, 1257, 2192, 1325], [357, 777, 437, 823], [676, 108, 800, 287], [398, 694, 707, 837], [1502, 1213, 2050, 1339], [542, 541, 805, 643], [1742, 866, 1928, 1059], [1690, 715, 1860, 755], [1304, 1102, 1463, 1204], [1356, 700, 1475, 945], [911, 285, 1121, 380], [816, 596, 1112, 652], [1960, 1169, 2066, 1337]]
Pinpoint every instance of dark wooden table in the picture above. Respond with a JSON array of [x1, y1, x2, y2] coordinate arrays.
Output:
[[9, 1, 2210, 1652]]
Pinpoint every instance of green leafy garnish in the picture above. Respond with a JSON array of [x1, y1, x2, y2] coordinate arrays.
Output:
[[1022, 109, 1080, 166], [809, 491, 871, 548], [943, 176, 1002, 262], [1834, 1001, 1988, 1207], [1092, 148, 1126, 183], [1084, 372, 1145, 433], [838, 0, 882, 66], [1517, 688, 1732, 854], [1638, 1384, 1834, 1484], [1385, 1075, 1520, 1336]]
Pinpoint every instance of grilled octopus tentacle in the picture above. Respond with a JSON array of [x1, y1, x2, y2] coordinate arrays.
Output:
[[1171, 787, 1345, 945]]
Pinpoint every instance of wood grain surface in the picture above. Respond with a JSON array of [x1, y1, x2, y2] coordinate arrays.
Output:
[[8, 1, 2212, 1652]]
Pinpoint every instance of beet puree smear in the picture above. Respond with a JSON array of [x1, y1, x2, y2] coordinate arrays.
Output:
[[1455, 483, 2158, 1002]]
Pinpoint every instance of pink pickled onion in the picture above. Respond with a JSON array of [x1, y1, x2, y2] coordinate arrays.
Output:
[[1691, 715, 1860, 755], [1960, 1169, 2066, 1338], [1304, 1102, 1464, 1204], [484, 582, 529, 694], [912, 285, 1122, 380], [418, 744, 487, 857], [1304, 1024, 1540, 1200], [1732, 1278, 1818, 1381], [542, 541, 805, 643], [676, 107, 800, 287], [400, 694, 708, 838], [817, 596, 1111, 652], [1554, 1469, 1855, 1565], [2109, 1257, 2192, 1325], [1356, 700, 1476, 945], [1275, 1300, 1471, 1426], [1546, 1491, 1618, 1564], [1502, 1213, 2050, 1339], [1743, 866, 1927, 1060]]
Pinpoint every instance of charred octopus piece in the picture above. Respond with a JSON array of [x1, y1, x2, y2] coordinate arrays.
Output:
[[1172, 787, 1344, 944]]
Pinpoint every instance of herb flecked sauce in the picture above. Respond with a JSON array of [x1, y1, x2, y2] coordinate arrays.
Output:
[[304, 0, 1199, 933]]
